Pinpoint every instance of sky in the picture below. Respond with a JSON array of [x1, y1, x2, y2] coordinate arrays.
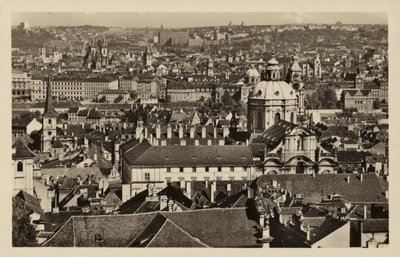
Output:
[[12, 12, 387, 28]]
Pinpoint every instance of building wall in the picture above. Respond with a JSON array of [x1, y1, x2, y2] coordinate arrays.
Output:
[[13, 158, 34, 195], [12, 71, 32, 99], [125, 165, 258, 198]]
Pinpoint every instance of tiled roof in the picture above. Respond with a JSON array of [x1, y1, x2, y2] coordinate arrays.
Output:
[[337, 150, 372, 164], [12, 138, 35, 159], [124, 144, 254, 167], [15, 190, 46, 219], [255, 173, 388, 203], [44, 208, 261, 247], [252, 120, 297, 151]]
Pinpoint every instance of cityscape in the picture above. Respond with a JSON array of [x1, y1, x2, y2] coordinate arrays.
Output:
[[11, 12, 388, 248]]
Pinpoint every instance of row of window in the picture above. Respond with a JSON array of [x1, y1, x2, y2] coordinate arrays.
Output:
[[166, 167, 248, 173]]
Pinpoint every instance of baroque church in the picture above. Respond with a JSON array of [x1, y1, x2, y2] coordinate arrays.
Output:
[[247, 52, 336, 174]]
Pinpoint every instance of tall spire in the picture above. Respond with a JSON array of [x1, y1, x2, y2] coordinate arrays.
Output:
[[44, 76, 56, 115]]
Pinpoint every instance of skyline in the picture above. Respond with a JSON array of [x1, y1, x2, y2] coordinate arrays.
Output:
[[12, 12, 387, 28]]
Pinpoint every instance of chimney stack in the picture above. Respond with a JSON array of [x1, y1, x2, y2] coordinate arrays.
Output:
[[346, 175, 350, 183], [156, 124, 161, 139], [213, 127, 217, 138], [360, 173, 363, 182], [185, 181, 191, 198], [223, 127, 229, 138], [306, 226, 311, 241], [167, 199, 174, 212], [190, 126, 195, 138], [211, 181, 217, 202], [385, 190, 389, 199], [259, 214, 265, 228], [179, 125, 184, 139], [363, 205, 368, 219], [227, 183, 231, 195], [167, 125, 172, 139], [159, 195, 168, 210], [201, 126, 207, 139]]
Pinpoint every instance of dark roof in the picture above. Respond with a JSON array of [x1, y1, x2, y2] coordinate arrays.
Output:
[[44, 208, 261, 247], [320, 126, 358, 140], [337, 151, 372, 164], [15, 190, 46, 219], [124, 144, 254, 167], [252, 120, 297, 151], [255, 173, 388, 203], [307, 216, 348, 244], [12, 138, 35, 159]]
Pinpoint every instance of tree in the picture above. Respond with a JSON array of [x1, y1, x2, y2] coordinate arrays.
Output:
[[98, 96, 106, 103], [221, 91, 233, 109], [12, 198, 37, 247], [113, 95, 123, 103], [305, 86, 338, 110]]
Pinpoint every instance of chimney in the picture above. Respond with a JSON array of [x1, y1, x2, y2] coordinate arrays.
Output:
[[190, 126, 195, 138], [167, 125, 172, 139], [180, 139, 186, 146], [346, 175, 350, 183], [223, 127, 229, 138], [205, 180, 209, 188], [247, 187, 254, 198], [312, 172, 316, 178], [167, 199, 174, 212], [363, 205, 368, 219], [179, 125, 184, 139], [185, 181, 192, 198], [385, 190, 389, 199], [360, 173, 363, 182], [156, 124, 161, 139], [211, 181, 217, 202], [144, 127, 148, 139], [306, 226, 311, 241], [201, 126, 207, 139], [180, 180, 185, 189], [213, 127, 217, 138], [259, 214, 265, 228], [227, 183, 231, 195], [159, 195, 168, 210]]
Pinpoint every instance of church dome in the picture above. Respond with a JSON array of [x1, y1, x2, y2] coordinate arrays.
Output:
[[249, 80, 297, 100]]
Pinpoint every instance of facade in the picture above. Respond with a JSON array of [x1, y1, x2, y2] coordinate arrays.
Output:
[[31, 77, 47, 101], [12, 139, 35, 195], [98, 89, 130, 102], [247, 54, 298, 133], [121, 140, 258, 201], [341, 89, 374, 112], [50, 76, 118, 101], [12, 70, 32, 99]]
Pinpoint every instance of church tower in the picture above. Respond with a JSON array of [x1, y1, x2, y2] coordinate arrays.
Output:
[[143, 47, 152, 66], [42, 76, 57, 153], [314, 52, 322, 79], [287, 53, 305, 115]]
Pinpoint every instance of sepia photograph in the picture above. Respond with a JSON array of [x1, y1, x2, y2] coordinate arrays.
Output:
[[4, 0, 396, 251]]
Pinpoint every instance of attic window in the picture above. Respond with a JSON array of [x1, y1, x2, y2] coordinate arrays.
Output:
[[275, 90, 279, 96]]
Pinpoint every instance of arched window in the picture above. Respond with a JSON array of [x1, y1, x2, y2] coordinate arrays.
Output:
[[274, 113, 281, 124], [17, 161, 23, 172]]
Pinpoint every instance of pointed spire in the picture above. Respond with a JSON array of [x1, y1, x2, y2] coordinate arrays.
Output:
[[44, 76, 56, 115]]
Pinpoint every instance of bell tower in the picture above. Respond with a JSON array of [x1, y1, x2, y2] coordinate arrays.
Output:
[[42, 76, 57, 153], [287, 53, 305, 116]]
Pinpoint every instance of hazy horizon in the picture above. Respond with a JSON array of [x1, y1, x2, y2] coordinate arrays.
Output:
[[12, 12, 387, 28]]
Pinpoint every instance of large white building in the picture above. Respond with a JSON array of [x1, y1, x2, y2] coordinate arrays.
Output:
[[120, 139, 258, 202]]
